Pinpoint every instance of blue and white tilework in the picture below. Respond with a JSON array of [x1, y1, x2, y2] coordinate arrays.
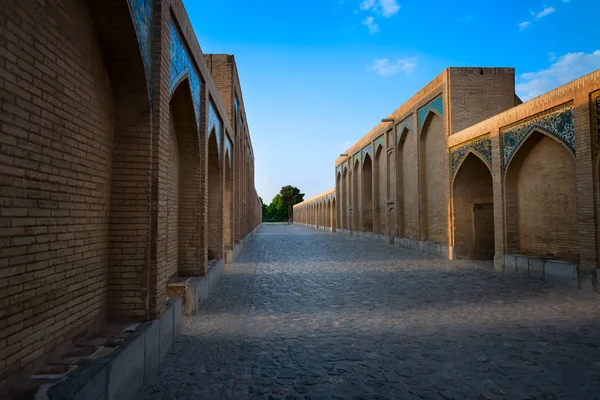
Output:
[[208, 101, 222, 157], [374, 135, 385, 154], [225, 136, 233, 168], [450, 135, 492, 178], [395, 115, 414, 144], [353, 152, 360, 168], [500, 102, 575, 172], [418, 95, 443, 130], [169, 22, 201, 127], [362, 143, 373, 161], [128, 0, 153, 94], [592, 91, 600, 158]]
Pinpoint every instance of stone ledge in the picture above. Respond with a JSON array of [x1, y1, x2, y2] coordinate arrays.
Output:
[[394, 236, 451, 259], [39, 297, 182, 400], [502, 254, 598, 292], [167, 259, 224, 316]]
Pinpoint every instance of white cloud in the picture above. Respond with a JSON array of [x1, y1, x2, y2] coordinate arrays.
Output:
[[340, 140, 355, 151], [516, 50, 600, 100], [532, 6, 555, 18], [379, 0, 401, 17], [519, 5, 562, 31], [362, 16, 379, 34], [519, 21, 532, 31], [359, 0, 400, 18], [369, 58, 417, 76]]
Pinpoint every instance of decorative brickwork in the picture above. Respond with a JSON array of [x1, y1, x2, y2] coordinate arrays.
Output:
[[501, 102, 575, 172], [450, 134, 492, 177], [418, 95, 444, 130], [128, 0, 154, 92], [169, 22, 201, 126], [592, 90, 600, 158], [395, 115, 414, 143]]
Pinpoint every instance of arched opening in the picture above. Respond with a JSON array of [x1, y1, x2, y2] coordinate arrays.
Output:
[[353, 160, 360, 231], [84, 0, 156, 319], [452, 153, 494, 260], [505, 131, 578, 261], [362, 154, 374, 232], [332, 198, 337, 232], [327, 199, 331, 229], [224, 149, 233, 255], [336, 172, 342, 229], [169, 80, 202, 278], [342, 168, 348, 230], [397, 128, 418, 239], [317, 203, 321, 228], [420, 112, 447, 243], [207, 130, 223, 261], [374, 144, 386, 234]]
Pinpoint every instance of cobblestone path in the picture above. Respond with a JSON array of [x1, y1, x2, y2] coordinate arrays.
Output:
[[138, 224, 600, 400]]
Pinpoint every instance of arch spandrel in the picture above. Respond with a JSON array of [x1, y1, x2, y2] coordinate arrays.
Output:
[[395, 115, 414, 144], [450, 135, 492, 178], [500, 102, 575, 173], [417, 95, 443, 131], [128, 0, 154, 97], [169, 22, 201, 127]]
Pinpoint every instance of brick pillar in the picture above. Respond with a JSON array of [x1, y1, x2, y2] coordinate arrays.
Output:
[[490, 126, 505, 272]]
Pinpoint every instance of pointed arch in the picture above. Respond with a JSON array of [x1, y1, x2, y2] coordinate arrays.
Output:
[[207, 129, 223, 261], [342, 167, 349, 230], [362, 153, 374, 232], [451, 149, 492, 187], [374, 144, 386, 234], [168, 76, 202, 278], [505, 129, 578, 262], [332, 197, 337, 231], [396, 126, 418, 239], [452, 153, 494, 260], [419, 111, 447, 243], [353, 159, 360, 231]]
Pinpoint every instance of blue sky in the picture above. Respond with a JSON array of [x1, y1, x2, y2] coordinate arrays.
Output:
[[182, 0, 600, 202]]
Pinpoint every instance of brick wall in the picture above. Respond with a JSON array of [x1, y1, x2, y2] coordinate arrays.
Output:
[[0, 0, 119, 385], [449, 68, 516, 134]]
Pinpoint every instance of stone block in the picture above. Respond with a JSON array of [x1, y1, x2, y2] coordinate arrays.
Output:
[[159, 303, 174, 361], [108, 331, 145, 400], [173, 297, 182, 339], [528, 258, 544, 280], [544, 261, 578, 283], [516, 256, 529, 277], [440, 245, 449, 258], [504, 255, 517, 275], [143, 320, 160, 384]]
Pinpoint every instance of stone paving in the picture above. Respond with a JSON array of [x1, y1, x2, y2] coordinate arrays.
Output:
[[138, 224, 600, 400]]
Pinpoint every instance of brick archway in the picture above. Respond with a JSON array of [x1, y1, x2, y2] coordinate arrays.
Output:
[[396, 127, 418, 239], [452, 152, 494, 260], [207, 130, 223, 261], [374, 144, 385, 235], [420, 112, 447, 243], [224, 148, 234, 255], [362, 154, 373, 232], [168, 79, 202, 277], [505, 130, 578, 262]]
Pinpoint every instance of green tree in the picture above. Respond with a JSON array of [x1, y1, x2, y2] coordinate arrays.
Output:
[[266, 193, 286, 222], [279, 185, 305, 223]]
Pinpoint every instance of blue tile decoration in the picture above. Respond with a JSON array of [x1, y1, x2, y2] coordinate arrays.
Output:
[[374, 135, 385, 154], [362, 143, 373, 160], [592, 90, 600, 158], [336, 165, 342, 177], [353, 152, 360, 168], [169, 22, 201, 128], [418, 95, 444, 130], [395, 115, 414, 144], [450, 134, 492, 178], [208, 100, 222, 157], [225, 136, 233, 168], [500, 102, 575, 172], [128, 0, 154, 95]]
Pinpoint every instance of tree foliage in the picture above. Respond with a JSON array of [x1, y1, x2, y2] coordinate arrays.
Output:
[[262, 186, 304, 222]]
